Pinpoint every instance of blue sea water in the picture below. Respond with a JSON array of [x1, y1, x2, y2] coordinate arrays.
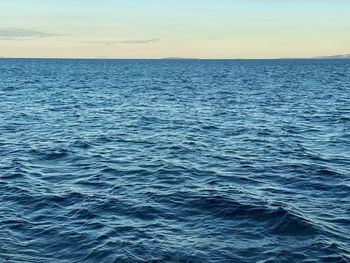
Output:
[[0, 58, 349, 263]]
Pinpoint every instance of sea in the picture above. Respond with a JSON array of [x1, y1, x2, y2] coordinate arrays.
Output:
[[0, 59, 349, 262]]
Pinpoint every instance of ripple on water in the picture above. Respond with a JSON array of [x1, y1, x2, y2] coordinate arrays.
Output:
[[0, 59, 350, 262]]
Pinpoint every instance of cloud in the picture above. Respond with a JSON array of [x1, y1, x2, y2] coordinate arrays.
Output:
[[0, 27, 59, 40], [119, 38, 158, 44], [83, 38, 159, 46]]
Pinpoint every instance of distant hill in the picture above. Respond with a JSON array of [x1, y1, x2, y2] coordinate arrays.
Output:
[[161, 55, 350, 60], [314, 54, 350, 59]]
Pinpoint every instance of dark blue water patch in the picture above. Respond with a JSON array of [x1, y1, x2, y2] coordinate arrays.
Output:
[[0, 59, 350, 262]]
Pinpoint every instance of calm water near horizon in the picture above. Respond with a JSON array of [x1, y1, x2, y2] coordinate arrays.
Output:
[[0, 59, 349, 262]]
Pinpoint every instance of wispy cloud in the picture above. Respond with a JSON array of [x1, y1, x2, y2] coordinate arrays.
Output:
[[83, 38, 159, 46], [0, 27, 59, 40], [119, 38, 158, 44]]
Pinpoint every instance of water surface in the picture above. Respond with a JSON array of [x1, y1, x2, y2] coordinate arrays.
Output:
[[0, 59, 349, 262]]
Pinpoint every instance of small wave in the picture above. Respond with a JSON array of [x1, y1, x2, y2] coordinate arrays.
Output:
[[29, 147, 70, 160]]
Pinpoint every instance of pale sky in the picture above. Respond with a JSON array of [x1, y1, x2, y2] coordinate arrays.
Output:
[[0, 0, 349, 59]]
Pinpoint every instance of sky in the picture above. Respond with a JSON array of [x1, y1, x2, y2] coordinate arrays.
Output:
[[0, 0, 349, 59]]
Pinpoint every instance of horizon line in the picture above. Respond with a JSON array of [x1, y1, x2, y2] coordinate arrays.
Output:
[[1, 54, 350, 60], [1, 57, 350, 60]]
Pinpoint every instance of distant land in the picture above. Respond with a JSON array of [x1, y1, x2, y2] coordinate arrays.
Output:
[[312, 54, 350, 59], [161, 55, 350, 60]]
